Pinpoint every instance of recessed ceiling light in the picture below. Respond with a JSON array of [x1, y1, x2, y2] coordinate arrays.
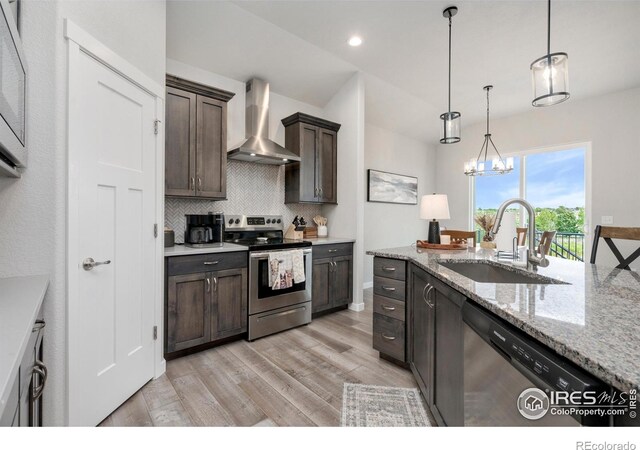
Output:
[[250, 153, 256, 156], [282, 158, 288, 162], [348, 36, 363, 47]]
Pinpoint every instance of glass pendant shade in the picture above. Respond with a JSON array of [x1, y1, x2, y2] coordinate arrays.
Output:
[[531, 52, 569, 106], [440, 111, 461, 144]]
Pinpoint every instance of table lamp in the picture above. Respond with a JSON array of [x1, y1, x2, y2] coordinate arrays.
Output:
[[420, 194, 450, 244]]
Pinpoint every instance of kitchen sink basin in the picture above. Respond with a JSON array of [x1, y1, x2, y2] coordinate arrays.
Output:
[[439, 261, 567, 285]]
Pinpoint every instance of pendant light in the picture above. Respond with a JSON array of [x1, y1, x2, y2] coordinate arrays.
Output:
[[440, 6, 461, 144], [464, 86, 514, 176], [530, 0, 569, 107]]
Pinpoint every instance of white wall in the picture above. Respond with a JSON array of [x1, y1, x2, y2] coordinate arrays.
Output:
[[363, 124, 437, 285], [322, 73, 366, 309], [436, 87, 640, 269], [0, 0, 166, 426]]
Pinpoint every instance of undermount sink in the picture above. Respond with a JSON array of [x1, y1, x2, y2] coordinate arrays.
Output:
[[439, 261, 567, 285]]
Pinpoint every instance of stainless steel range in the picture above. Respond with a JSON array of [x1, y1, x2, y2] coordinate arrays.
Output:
[[225, 215, 312, 340]]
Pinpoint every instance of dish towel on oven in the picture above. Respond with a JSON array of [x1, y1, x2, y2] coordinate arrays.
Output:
[[269, 251, 293, 290], [291, 249, 305, 284]]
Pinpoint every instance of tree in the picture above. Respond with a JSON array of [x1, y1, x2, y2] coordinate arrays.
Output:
[[535, 208, 557, 232], [555, 206, 580, 233]]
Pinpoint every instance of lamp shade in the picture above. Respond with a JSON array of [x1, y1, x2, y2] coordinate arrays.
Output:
[[420, 194, 450, 220]]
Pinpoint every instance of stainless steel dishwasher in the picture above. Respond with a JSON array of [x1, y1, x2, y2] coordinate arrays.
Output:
[[462, 302, 609, 426]]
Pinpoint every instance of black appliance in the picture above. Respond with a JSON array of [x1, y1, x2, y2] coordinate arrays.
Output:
[[224, 215, 312, 340], [462, 302, 610, 426], [184, 212, 225, 247]]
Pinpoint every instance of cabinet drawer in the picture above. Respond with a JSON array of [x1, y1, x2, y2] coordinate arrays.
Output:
[[374, 258, 406, 281], [373, 313, 405, 361], [167, 251, 247, 276], [373, 295, 405, 321], [373, 276, 405, 301], [312, 243, 353, 260]]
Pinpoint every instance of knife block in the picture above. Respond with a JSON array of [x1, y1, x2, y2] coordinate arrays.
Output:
[[284, 224, 304, 240]]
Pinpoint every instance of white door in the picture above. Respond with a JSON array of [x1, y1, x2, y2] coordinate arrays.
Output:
[[68, 49, 158, 426]]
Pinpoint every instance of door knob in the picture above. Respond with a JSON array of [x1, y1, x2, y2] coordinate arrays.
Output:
[[82, 257, 111, 271]]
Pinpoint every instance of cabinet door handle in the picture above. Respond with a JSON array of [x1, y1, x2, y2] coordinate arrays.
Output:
[[314, 187, 318, 197], [203, 261, 220, 265], [190, 177, 195, 191], [319, 187, 323, 197], [381, 333, 396, 341], [382, 266, 396, 272], [381, 305, 396, 311], [197, 177, 202, 191], [213, 277, 218, 292], [206, 277, 211, 292], [32, 360, 47, 400], [381, 286, 396, 292], [32, 319, 46, 332], [422, 283, 435, 308]]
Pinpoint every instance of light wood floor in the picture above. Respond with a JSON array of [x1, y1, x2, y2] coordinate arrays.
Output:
[[99, 289, 418, 427]]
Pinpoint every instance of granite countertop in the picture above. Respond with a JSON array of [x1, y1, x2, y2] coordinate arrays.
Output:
[[0, 275, 49, 416], [164, 242, 248, 257], [367, 246, 640, 392], [304, 237, 355, 245]]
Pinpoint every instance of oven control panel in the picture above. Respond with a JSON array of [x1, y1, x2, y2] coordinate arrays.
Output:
[[226, 215, 284, 230]]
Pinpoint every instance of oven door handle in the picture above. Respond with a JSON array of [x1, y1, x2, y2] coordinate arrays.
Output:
[[250, 249, 312, 259]]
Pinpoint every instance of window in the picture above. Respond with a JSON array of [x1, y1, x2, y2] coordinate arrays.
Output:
[[473, 147, 586, 260]]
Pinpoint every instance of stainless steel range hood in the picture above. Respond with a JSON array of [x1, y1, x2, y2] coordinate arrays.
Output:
[[227, 79, 300, 165]]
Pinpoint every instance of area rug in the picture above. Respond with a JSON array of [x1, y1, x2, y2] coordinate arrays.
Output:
[[341, 383, 431, 427]]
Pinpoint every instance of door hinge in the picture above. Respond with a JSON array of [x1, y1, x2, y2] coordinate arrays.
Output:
[[153, 326, 158, 340], [154, 223, 158, 238], [154, 119, 161, 135]]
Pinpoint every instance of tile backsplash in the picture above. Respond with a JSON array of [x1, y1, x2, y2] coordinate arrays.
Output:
[[165, 160, 321, 243]]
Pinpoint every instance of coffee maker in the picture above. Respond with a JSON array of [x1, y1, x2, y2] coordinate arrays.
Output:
[[184, 213, 225, 247]]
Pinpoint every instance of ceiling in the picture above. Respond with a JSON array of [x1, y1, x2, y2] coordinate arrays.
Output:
[[167, 1, 640, 143]]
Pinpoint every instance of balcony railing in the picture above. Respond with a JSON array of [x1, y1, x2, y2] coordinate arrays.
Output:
[[475, 230, 585, 261], [535, 231, 585, 262]]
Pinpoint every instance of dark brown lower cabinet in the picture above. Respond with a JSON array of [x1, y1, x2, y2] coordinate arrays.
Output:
[[311, 258, 332, 313], [211, 268, 247, 340], [167, 272, 211, 352], [409, 264, 434, 405], [431, 276, 465, 427], [165, 252, 247, 356], [409, 263, 465, 427], [311, 245, 353, 314]]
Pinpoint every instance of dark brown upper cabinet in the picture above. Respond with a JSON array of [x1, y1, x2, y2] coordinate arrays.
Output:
[[282, 113, 341, 204], [165, 75, 235, 199]]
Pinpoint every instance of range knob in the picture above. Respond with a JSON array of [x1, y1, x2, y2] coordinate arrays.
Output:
[[277, 219, 281, 224], [228, 219, 234, 225], [266, 219, 271, 224], [234, 218, 240, 225]]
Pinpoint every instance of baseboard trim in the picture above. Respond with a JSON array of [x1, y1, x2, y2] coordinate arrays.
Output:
[[362, 281, 373, 290], [349, 302, 365, 312]]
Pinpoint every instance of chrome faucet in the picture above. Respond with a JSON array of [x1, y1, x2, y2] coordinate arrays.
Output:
[[488, 198, 549, 269]]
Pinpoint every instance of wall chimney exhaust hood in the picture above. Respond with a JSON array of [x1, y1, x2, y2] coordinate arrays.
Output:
[[227, 79, 300, 165]]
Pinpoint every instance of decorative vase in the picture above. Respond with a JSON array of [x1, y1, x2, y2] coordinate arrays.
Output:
[[318, 225, 328, 237], [480, 241, 497, 249]]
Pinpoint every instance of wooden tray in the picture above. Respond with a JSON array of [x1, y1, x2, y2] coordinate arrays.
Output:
[[416, 240, 467, 250]]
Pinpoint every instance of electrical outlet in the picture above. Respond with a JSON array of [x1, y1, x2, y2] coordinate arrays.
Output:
[[601, 216, 614, 225]]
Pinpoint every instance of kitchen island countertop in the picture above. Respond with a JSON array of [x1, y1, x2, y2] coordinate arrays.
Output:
[[367, 246, 640, 393]]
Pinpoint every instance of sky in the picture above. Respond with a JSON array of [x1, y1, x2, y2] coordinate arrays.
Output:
[[476, 148, 586, 210]]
